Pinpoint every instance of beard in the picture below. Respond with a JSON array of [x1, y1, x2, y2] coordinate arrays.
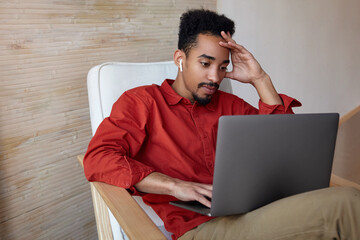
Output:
[[192, 93, 212, 105], [192, 82, 220, 105]]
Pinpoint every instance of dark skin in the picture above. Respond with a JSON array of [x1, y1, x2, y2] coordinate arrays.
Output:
[[135, 32, 283, 208]]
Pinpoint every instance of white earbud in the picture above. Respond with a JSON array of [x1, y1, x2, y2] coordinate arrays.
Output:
[[179, 59, 183, 72]]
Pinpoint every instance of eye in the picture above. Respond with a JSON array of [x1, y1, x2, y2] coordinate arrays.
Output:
[[200, 62, 210, 67], [220, 66, 228, 72]]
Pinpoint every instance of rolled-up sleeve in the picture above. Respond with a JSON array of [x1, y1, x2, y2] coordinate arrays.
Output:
[[83, 91, 155, 194], [258, 94, 302, 114]]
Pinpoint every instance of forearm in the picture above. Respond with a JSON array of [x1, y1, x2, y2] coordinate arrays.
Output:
[[134, 172, 213, 207], [252, 73, 283, 106], [134, 172, 176, 195]]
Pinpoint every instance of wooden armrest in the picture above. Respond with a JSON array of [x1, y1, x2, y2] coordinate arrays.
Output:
[[78, 155, 166, 240], [330, 105, 360, 190], [330, 174, 360, 190], [339, 105, 360, 126]]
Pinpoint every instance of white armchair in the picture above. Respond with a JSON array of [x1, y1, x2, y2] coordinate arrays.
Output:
[[79, 61, 360, 240], [82, 61, 233, 240]]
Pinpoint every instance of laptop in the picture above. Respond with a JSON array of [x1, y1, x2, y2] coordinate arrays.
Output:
[[170, 113, 339, 217]]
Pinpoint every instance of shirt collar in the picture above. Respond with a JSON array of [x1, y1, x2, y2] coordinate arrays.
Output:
[[160, 79, 183, 105], [160, 79, 218, 111]]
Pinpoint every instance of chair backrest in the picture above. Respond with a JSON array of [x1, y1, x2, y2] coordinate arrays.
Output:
[[87, 61, 233, 135]]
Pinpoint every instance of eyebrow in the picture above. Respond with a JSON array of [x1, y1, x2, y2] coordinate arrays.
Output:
[[198, 54, 230, 64]]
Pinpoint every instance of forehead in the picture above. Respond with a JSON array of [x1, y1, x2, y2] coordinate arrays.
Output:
[[188, 34, 230, 60]]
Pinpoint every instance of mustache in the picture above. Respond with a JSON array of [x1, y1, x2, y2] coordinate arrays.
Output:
[[198, 82, 219, 89]]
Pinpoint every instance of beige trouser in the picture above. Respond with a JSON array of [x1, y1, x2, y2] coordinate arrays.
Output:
[[179, 187, 360, 240]]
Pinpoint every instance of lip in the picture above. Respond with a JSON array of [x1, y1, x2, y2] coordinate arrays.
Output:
[[201, 86, 217, 95]]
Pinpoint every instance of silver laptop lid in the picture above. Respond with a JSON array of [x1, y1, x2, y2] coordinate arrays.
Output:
[[211, 113, 339, 216]]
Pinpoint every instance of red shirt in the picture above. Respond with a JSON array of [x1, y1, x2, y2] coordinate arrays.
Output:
[[84, 79, 301, 239]]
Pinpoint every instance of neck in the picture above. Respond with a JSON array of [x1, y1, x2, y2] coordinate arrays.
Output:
[[171, 73, 194, 103]]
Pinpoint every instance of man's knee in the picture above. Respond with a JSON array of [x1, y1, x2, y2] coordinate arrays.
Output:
[[328, 186, 360, 202], [337, 187, 360, 208], [318, 186, 360, 215]]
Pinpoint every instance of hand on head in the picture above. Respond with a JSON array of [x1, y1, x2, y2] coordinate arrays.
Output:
[[219, 31, 268, 85]]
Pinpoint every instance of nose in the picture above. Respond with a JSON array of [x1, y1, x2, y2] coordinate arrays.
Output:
[[207, 67, 223, 84]]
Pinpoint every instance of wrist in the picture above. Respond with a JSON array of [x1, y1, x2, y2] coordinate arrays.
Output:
[[251, 72, 271, 87], [252, 74, 283, 105], [168, 178, 183, 197]]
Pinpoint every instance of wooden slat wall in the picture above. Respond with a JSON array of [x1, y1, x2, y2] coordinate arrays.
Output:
[[0, 1, 216, 239]]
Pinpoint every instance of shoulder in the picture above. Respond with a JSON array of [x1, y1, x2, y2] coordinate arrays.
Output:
[[123, 84, 161, 101], [110, 84, 161, 118], [117, 84, 163, 110]]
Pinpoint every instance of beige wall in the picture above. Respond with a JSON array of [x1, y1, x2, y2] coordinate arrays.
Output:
[[218, 0, 360, 116], [0, 1, 215, 239]]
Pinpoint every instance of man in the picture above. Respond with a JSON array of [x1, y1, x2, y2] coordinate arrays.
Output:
[[84, 9, 360, 240]]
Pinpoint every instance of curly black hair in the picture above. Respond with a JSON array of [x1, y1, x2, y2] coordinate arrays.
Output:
[[178, 9, 235, 56]]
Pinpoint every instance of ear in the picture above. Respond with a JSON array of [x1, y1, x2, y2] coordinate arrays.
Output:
[[173, 50, 185, 71]]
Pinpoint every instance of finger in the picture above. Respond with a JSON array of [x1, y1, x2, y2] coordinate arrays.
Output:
[[225, 71, 235, 80], [226, 31, 234, 43], [220, 41, 247, 54], [194, 193, 212, 208], [194, 185, 212, 200], [220, 31, 236, 44], [220, 31, 229, 40], [186, 183, 212, 199], [174, 182, 211, 201], [193, 183, 213, 191], [219, 41, 241, 52]]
